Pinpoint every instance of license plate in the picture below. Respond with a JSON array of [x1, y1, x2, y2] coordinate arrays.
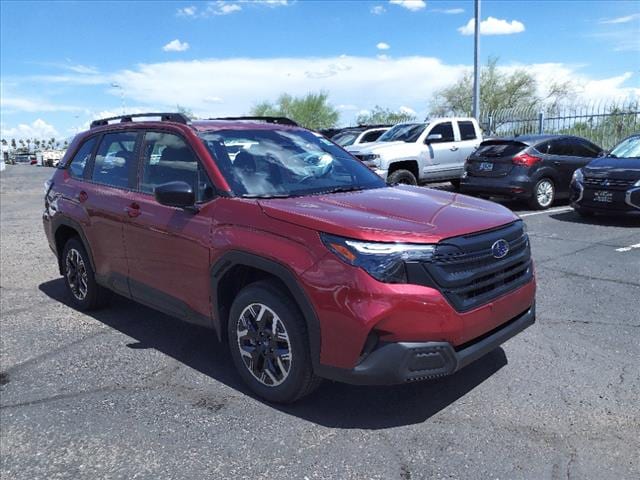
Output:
[[479, 162, 493, 171], [593, 190, 613, 203]]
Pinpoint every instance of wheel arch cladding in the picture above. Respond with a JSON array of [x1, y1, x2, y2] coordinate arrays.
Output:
[[389, 160, 419, 179], [53, 218, 96, 274], [210, 251, 322, 370]]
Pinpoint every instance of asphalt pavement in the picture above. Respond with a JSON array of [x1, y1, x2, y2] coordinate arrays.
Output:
[[1, 165, 639, 479]]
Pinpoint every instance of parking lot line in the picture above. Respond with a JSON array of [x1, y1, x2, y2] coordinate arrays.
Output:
[[615, 243, 640, 252], [519, 206, 573, 218]]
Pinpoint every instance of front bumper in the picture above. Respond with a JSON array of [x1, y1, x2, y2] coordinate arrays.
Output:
[[570, 181, 640, 215], [318, 303, 535, 385]]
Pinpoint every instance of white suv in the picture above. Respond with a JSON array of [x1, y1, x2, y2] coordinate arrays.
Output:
[[346, 118, 482, 186]]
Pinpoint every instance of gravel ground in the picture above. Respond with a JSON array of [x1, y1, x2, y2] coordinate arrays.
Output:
[[1, 164, 639, 479]]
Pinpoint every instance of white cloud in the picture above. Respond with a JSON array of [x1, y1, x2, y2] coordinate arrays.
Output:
[[371, 5, 386, 15], [1, 119, 59, 139], [600, 13, 640, 25], [207, 1, 243, 16], [163, 39, 190, 52], [459, 17, 525, 36], [376, 42, 390, 50], [389, 0, 426, 12], [177, 5, 197, 16], [0, 96, 83, 113], [399, 105, 416, 115], [439, 8, 464, 14]]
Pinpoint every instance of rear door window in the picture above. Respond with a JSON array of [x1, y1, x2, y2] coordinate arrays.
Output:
[[457, 121, 477, 140], [68, 136, 97, 179], [573, 140, 602, 157], [427, 122, 455, 143], [140, 132, 215, 202], [91, 132, 138, 188], [548, 139, 575, 156]]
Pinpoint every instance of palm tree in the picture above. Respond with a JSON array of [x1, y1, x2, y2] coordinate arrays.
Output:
[[11, 138, 16, 149]]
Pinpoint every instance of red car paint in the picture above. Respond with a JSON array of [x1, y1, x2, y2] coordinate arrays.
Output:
[[44, 118, 536, 384]]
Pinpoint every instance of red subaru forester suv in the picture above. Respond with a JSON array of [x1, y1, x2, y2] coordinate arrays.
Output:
[[43, 113, 536, 403]]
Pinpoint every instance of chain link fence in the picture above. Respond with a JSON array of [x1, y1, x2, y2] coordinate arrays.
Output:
[[481, 98, 640, 149]]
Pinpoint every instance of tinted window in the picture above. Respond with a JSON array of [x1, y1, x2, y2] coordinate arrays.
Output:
[[475, 141, 527, 158], [361, 129, 386, 143], [548, 139, 581, 156], [534, 141, 551, 155], [458, 121, 477, 140], [68, 137, 97, 178], [332, 132, 358, 147], [378, 123, 426, 143], [140, 132, 214, 202], [92, 132, 137, 188], [428, 122, 455, 143], [573, 140, 602, 157]]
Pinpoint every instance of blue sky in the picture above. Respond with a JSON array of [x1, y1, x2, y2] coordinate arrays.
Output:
[[1, 0, 639, 140]]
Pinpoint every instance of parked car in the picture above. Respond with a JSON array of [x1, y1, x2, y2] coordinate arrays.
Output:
[[346, 118, 482, 186], [331, 125, 391, 147], [461, 135, 604, 209], [44, 112, 536, 403], [570, 133, 640, 217]]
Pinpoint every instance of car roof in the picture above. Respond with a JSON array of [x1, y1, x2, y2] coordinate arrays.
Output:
[[487, 134, 584, 146]]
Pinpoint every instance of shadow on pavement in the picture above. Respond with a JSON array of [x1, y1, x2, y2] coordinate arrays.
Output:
[[39, 278, 507, 429], [550, 210, 640, 227]]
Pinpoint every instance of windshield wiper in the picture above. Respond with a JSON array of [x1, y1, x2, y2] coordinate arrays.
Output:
[[241, 193, 291, 199], [315, 185, 367, 195]]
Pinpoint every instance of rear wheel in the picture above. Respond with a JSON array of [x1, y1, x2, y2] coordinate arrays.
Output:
[[528, 178, 555, 209], [450, 179, 461, 190], [387, 169, 417, 185], [62, 238, 110, 310], [228, 281, 321, 403]]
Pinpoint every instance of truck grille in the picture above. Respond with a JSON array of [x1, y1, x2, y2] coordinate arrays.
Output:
[[423, 221, 533, 312], [583, 176, 635, 190]]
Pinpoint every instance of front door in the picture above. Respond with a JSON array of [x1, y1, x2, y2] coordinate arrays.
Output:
[[423, 121, 460, 179], [123, 130, 216, 326]]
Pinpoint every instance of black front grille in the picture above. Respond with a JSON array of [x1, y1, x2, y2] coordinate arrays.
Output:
[[423, 221, 533, 312], [354, 154, 366, 162], [583, 176, 635, 190]]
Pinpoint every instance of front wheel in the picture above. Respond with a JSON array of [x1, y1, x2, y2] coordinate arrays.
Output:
[[528, 178, 555, 210], [387, 169, 417, 185], [228, 281, 321, 403]]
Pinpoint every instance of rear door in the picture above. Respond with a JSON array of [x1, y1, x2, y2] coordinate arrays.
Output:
[[82, 130, 140, 295], [546, 138, 600, 194], [466, 140, 526, 178], [456, 120, 481, 161], [423, 121, 459, 177], [123, 130, 216, 325]]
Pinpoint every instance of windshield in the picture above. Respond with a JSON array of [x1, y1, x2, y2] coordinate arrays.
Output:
[[377, 123, 427, 143], [610, 135, 640, 158], [331, 131, 358, 147], [199, 128, 385, 197]]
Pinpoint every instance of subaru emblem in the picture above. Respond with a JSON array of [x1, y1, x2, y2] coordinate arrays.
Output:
[[491, 239, 509, 259]]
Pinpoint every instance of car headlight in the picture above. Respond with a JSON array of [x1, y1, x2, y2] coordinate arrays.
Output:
[[360, 154, 381, 167], [572, 168, 584, 184], [321, 233, 435, 283], [634, 179, 640, 187]]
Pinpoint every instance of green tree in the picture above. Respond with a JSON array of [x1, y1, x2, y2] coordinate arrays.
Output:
[[11, 139, 16, 149], [356, 106, 416, 125], [250, 91, 339, 130], [429, 57, 573, 121], [176, 105, 196, 120]]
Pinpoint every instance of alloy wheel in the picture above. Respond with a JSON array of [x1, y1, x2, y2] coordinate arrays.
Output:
[[536, 180, 554, 208], [236, 303, 292, 387], [65, 248, 88, 301]]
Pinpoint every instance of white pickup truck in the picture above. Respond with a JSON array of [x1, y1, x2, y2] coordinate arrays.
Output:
[[346, 117, 482, 186]]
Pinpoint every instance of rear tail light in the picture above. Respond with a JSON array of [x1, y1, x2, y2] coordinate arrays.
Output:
[[512, 152, 541, 167]]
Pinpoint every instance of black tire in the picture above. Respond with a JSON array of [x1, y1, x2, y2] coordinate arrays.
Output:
[[61, 237, 111, 311], [574, 206, 595, 218], [387, 169, 418, 186], [450, 179, 461, 190], [227, 281, 321, 403], [528, 178, 555, 210]]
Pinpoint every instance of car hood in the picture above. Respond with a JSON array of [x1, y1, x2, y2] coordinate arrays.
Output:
[[346, 141, 406, 155], [583, 157, 640, 179], [259, 186, 518, 243]]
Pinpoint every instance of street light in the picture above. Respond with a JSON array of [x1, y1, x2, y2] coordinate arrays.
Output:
[[110, 82, 126, 114], [472, 0, 481, 120]]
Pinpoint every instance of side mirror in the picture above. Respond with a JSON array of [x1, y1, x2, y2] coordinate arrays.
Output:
[[426, 133, 443, 143], [598, 150, 609, 157], [154, 181, 195, 208]]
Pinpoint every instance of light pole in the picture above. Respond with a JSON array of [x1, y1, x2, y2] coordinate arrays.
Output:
[[110, 82, 126, 114], [472, 0, 481, 120]]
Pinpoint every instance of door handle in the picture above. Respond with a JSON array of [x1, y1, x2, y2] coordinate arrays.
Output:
[[553, 161, 561, 166], [77, 191, 88, 202], [124, 203, 141, 218], [450, 146, 459, 151]]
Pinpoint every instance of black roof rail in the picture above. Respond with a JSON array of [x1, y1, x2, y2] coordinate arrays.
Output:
[[209, 116, 299, 127], [90, 112, 190, 129]]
